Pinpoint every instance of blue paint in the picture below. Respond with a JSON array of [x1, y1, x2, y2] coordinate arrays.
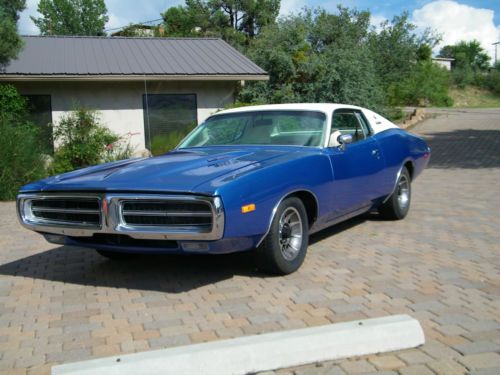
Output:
[[20, 128, 430, 255]]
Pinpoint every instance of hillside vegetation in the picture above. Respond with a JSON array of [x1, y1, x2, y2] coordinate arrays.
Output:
[[449, 85, 500, 108]]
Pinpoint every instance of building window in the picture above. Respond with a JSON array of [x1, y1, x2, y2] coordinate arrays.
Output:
[[23, 95, 53, 153], [143, 94, 197, 155]]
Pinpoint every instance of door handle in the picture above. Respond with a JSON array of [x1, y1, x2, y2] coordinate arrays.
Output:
[[372, 149, 380, 158]]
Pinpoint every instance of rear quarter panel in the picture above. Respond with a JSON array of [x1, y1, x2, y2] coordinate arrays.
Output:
[[374, 129, 430, 191]]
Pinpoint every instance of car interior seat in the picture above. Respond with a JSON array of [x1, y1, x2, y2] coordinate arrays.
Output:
[[241, 118, 273, 144]]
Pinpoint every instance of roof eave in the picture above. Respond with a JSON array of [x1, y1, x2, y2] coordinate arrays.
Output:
[[0, 74, 269, 82]]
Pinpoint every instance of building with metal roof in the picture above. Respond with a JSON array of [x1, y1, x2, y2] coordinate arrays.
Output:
[[1, 36, 268, 153]]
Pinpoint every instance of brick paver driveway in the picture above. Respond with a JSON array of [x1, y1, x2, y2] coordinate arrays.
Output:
[[0, 108, 499, 375]]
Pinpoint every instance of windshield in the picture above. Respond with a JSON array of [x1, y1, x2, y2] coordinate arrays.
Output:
[[178, 110, 326, 148]]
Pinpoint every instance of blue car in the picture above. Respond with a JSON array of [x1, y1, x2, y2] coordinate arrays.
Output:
[[17, 104, 430, 274]]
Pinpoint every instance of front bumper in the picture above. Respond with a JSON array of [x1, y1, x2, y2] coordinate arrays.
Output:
[[55, 233, 258, 254], [17, 193, 224, 241]]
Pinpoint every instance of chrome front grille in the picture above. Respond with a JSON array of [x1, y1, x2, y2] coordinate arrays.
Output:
[[25, 196, 101, 227], [17, 193, 224, 241], [121, 200, 212, 230]]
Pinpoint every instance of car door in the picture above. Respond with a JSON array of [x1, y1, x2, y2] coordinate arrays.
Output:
[[325, 109, 387, 219]]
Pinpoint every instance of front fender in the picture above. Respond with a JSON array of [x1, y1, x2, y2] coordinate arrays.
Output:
[[212, 153, 332, 239]]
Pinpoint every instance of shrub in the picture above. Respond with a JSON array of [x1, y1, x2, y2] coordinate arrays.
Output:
[[0, 84, 47, 200], [485, 70, 500, 95], [102, 133, 135, 163], [51, 107, 133, 174], [451, 66, 474, 88], [0, 83, 27, 121], [388, 61, 453, 107]]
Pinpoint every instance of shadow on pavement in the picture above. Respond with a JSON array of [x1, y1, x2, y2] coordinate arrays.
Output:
[[310, 214, 369, 245], [424, 129, 500, 169], [0, 246, 261, 293], [0, 214, 373, 292]]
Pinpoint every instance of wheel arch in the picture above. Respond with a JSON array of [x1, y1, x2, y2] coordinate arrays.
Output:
[[404, 160, 415, 180], [382, 159, 415, 204], [256, 189, 319, 247], [288, 190, 318, 227]]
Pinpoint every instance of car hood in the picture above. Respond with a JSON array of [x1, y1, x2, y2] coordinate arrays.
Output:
[[21, 147, 300, 194]]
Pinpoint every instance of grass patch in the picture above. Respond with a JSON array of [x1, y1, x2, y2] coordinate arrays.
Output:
[[449, 85, 500, 108]]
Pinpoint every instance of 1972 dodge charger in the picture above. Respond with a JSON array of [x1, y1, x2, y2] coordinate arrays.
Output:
[[17, 104, 430, 274]]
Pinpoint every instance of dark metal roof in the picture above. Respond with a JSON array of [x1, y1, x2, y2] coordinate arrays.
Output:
[[1, 36, 267, 78]]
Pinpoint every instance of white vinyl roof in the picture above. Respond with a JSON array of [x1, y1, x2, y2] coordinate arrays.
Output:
[[217, 103, 362, 115]]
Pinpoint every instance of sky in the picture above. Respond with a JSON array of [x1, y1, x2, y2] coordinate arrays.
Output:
[[18, 0, 500, 59]]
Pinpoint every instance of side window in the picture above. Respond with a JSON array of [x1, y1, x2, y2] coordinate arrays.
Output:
[[355, 111, 373, 136], [331, 109, 370, 143]]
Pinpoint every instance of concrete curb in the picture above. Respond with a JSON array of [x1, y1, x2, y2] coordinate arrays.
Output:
[[52, 314, 425, 375]]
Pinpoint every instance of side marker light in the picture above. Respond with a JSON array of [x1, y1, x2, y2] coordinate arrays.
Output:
[[241, 204, 256, 213]]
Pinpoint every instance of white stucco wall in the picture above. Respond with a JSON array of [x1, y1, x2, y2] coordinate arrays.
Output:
[[432, 59, 452, 71], [12, 80, 236, 151]]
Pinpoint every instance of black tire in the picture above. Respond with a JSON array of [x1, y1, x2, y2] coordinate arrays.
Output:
[[95, 249, 137, 260], [256, 197, 309, 275], [379, 166, 411, 220]]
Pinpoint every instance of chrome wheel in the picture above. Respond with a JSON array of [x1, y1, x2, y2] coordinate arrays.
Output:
[[397, 174, 410, 210], [379, 166, 411, 221], [256, 197, 309, 275], [278, 207, 303, 261]]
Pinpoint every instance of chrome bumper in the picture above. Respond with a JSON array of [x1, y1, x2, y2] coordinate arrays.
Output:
[[17, 193, 224, 241]]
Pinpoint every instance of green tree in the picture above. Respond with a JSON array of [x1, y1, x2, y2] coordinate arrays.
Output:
[[368, 13, 438, 91], [31, 0, 109, 36], [204, 0, 280, 37], [162, 0, 212, 37], [366, 13, 444, 108], [161, 0, 279, 45], [439, 40, 491, 88], [240, 8, 383, 110], [239, 7, 445, 112], [161, 3, 449, 111], [0, 0, 25, 67], [417, 44, 432, 61], [439, 40, 490, 71]]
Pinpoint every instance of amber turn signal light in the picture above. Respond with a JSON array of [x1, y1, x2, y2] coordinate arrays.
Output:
[[241, 203, 256, 213]]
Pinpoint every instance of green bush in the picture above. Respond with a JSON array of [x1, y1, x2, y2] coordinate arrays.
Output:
[[51, 107, 133, 174], [388, 61, 453, 107], [451, 66, 474, 88], [102, 135, 135, 163], [0, 83, 27, 121], [0, 84, 47, 200], [485, 70, 500, 95]]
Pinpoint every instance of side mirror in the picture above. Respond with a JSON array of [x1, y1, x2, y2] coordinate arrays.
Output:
[[328, 130, 342, 147], [337, 134, 353, 150]]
